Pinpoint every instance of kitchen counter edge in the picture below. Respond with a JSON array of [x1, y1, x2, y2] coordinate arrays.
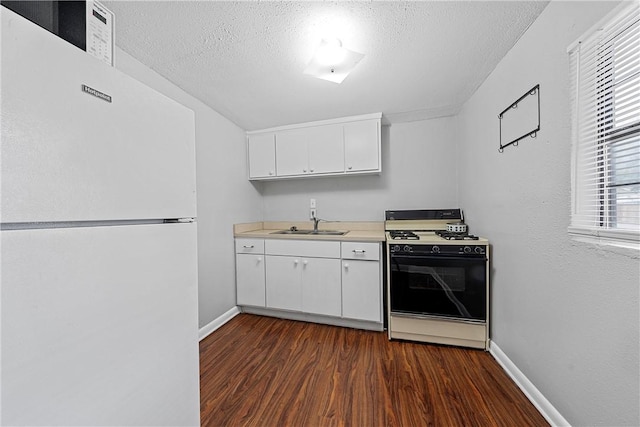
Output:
[[234, 221, 385, 242]]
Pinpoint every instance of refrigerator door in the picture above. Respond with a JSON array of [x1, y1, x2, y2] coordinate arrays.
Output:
[[1, 223, 200, 426], [1, 8, 196, 223]]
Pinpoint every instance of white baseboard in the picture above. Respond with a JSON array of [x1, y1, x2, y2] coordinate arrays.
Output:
[[489, 341, 571, 427], [198, 306, 241, 341]]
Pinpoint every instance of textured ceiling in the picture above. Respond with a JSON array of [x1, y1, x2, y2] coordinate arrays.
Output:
[[103, 1, 549, 131]]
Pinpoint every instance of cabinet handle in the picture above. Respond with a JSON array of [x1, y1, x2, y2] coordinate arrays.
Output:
[[344, 263, 350, 269], [257, 257, 263, 262], [348, 165, 353, 170], [269, 171, 274, 175], [294, 259, 299, 265], [303, 169, 307, 173], [352, 249, 366, 254], [310, 168, 314, 172], [243, 245, 255, 249], [303, 260, 308, 265]]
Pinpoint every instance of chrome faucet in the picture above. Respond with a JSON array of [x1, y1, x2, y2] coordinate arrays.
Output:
[[312, 215, 320, 232]]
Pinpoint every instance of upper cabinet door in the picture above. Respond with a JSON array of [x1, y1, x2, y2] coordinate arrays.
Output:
[[1, 9, 196, 223], [307, 124, 344, 174], [275, 128, 309, 176], [247, 133, 276, 179], [344, 119, 380, 173]]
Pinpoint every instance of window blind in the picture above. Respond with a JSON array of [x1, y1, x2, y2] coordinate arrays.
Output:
[[569, 3, 640, 243]]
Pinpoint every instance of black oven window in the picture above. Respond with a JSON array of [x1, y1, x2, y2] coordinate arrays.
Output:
[[390, 257, 486, 321]]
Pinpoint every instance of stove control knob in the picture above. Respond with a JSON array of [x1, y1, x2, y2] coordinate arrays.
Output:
[[432, 245, 440, 253], [403, 245, 412, 252], [392, 245, 401, 252], [463, 246, 472, 254], [474, 246, 484, 254]]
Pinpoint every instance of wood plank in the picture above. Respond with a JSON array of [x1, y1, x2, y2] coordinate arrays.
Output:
[[200, 314, 549, 427]]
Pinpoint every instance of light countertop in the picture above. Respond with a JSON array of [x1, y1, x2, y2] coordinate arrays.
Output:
[[234, 221, 385, 242]]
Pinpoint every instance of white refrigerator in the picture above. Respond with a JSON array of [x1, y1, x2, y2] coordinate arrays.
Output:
[[1, 7, 200, 426]]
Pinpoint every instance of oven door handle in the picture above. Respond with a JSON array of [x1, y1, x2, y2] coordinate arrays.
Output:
[[390, 254, 487, 262]]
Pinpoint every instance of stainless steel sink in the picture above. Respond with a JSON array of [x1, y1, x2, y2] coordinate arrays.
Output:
[[309, 230, 347, 235], [270, 229, 347, 236], [271, 230, 313, 235]]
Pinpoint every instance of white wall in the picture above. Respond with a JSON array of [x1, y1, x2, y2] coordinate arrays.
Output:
[[456, 1, 639, 425], [262, 118, 459, 221], [114, 49, 263, 329]]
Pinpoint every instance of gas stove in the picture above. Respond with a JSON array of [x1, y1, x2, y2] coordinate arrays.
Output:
[[385, 209, 487, 245], [384, 208, 490, 350], [435, 230, 480, 240], [388, 230, 419, 240]]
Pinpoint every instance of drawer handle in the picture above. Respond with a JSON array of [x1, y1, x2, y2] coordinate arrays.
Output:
[[344, 263, 350, 269], [352, 249, 366, 254], [243, 245, 255, 249]]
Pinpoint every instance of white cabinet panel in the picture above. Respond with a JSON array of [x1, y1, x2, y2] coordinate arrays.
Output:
[[302, 258, 342, 317], [275, 128, 309, 176], [235, 238, 265, 254], [248, 133, 276, 179], [307, 124, 344, 174], [236, 254, 266, 307], [1, 223, 200, 426], [341, 241, 381, 261], [266, 239, 340, 258], [266, 255, 302, 311], [1, 10, 196, 222], [342, 259, 382, 322], [344, 119, 380, 173]]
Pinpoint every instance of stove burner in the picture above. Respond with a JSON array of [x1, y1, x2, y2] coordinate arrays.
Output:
[[436, 230, 480, 240], [390, 230, 419, 240]]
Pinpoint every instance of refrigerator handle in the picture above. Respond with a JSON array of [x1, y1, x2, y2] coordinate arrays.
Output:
[[164, 218, 195, 223]]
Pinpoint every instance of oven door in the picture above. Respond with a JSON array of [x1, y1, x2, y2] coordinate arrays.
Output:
[[389, 254, 487, 322]]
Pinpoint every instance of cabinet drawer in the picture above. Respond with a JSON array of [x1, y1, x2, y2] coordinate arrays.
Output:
[[235, 238, 264, 254], [265, 239, 340, 258], [341, 242, 380, 261]]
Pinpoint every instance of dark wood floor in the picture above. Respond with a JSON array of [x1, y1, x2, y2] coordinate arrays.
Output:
[[200, 314, 549, 427]]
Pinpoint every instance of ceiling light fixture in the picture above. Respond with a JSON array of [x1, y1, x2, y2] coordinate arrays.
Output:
[[304, 38, 364, 84]]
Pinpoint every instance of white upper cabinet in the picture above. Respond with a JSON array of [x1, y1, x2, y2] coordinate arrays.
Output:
[[344, 119, 380, 173], [273, 128, 310, 176], [246, 113, 381, 180], [277, 124, 343, 176], [248, 133, 276, 179], [306, 124, 344, 175]]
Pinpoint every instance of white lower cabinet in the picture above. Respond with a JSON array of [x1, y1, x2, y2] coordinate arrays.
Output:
[[235, 239, 266, 307], [264, 255, 302, 311], [301, 257, 342, 317], [237, 238, 382, 327], [342, 259, 381, 322], [265, 239, 342, 316], [236, 254, 266, 307], [265, 255, 341, 316], [341, 242, 382, 322]]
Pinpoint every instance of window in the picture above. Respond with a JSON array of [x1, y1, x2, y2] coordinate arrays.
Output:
[[569, 3, 640, 245]]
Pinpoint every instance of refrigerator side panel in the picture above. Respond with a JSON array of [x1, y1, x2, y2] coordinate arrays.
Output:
[[0, 8, 196, 223], [1, 223, 200, 426]]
